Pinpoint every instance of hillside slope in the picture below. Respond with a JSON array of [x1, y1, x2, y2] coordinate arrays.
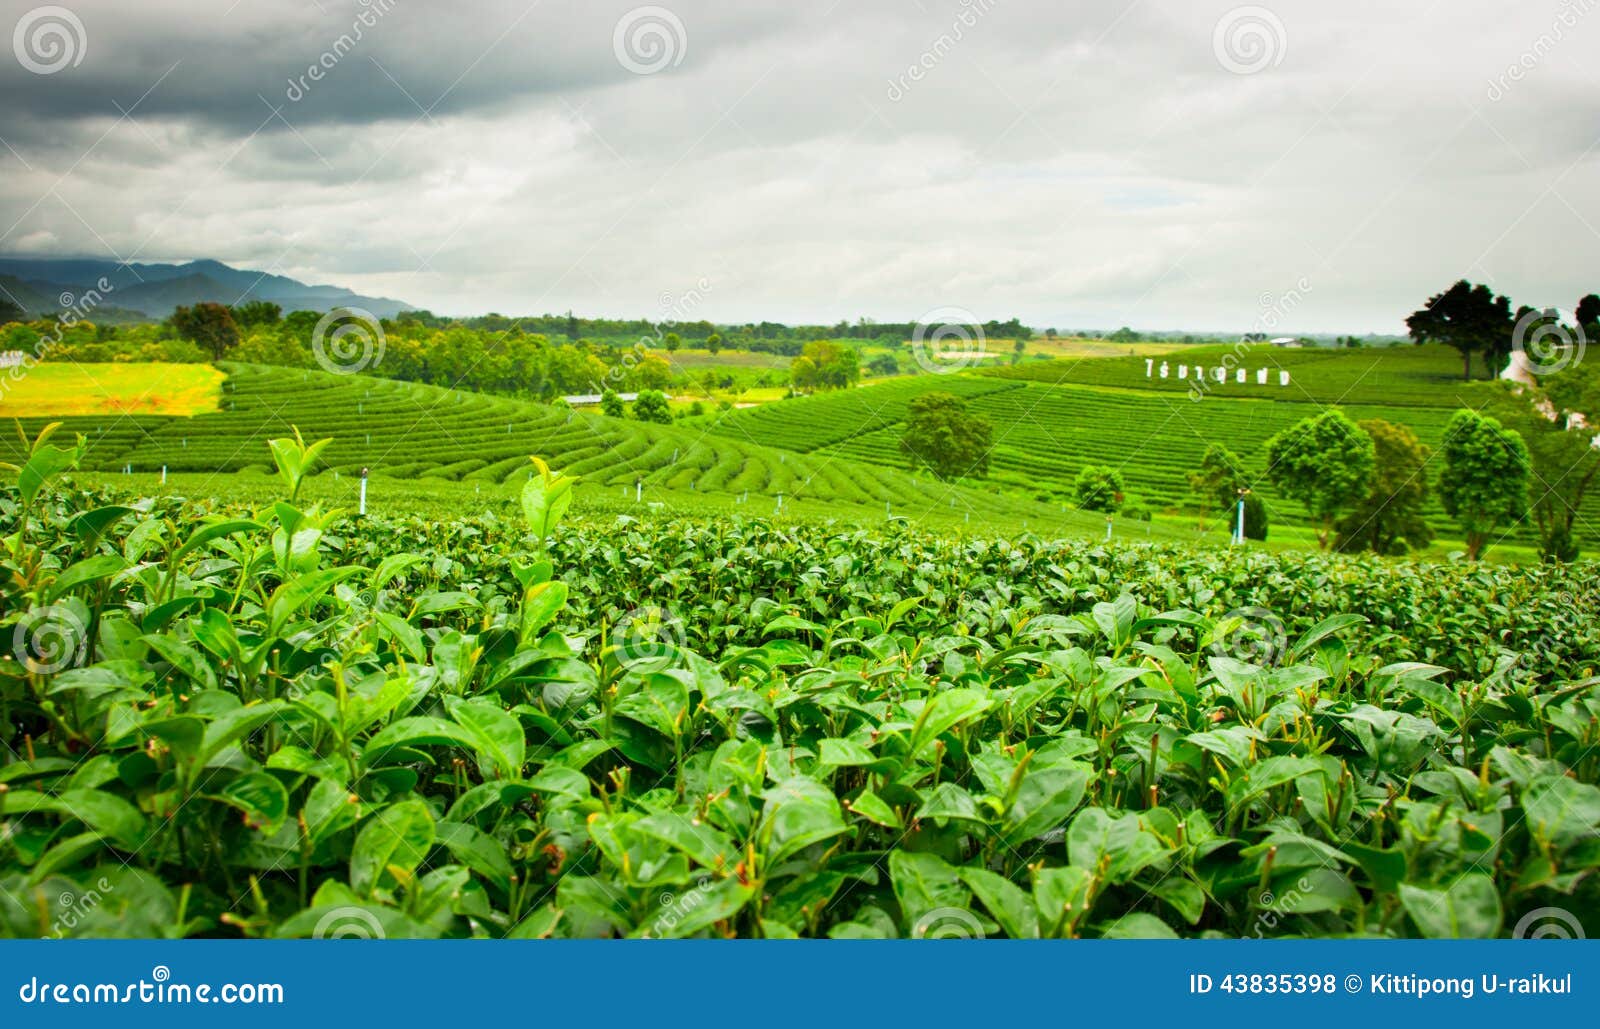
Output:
[[2, 362, 1188, 540]]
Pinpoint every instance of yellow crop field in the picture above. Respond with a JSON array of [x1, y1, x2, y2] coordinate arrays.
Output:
[[0, 362, 224, 417]]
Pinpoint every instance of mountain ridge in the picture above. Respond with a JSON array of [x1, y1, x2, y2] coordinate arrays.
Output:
[[0, 258, 414, 319]]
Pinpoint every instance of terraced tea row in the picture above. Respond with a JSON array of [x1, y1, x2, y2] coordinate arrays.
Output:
[[985, 343, 1483, 408], [0, 363, 1086, 531]]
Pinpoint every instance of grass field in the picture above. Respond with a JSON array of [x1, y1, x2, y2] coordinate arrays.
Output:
[[0, 361, 224, 416]]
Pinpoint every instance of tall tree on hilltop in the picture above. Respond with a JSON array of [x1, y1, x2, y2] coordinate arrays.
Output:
[[1406, 280, 1513, 381]]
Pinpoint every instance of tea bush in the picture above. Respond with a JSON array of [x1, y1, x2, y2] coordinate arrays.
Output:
[[2, 427, 1597, 939]]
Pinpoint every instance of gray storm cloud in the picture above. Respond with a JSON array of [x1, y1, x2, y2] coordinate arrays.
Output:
[[1, 0, 1597, 331]]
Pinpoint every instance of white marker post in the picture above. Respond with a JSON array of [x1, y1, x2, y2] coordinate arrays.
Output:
[[161, 466, 167, 484], [635, 478, 642, 503], [1105, 516, 1113, 542], [1234, 487, 1250, 545], [359, 467, 369, 517]]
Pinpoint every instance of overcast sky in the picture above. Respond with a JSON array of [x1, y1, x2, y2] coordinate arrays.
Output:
[[2, 0, 1598, 332]]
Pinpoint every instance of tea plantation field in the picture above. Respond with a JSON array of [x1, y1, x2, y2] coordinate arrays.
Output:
[[0, 363, 1167, 542], [706, 346, 1581, 551], [2, 428, 1597, 939]]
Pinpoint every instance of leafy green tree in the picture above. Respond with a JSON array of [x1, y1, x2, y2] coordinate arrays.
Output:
[[1437, 409, 1530, 560], [899, 391, 992, 481], [1333, 419, 1434, 555], [632, 389, 672, 424], [867, 352, 899, 377], [170, 302, 241, 360], [1073, 465, 1124, 512], [790, 340, 860, 391], [1187, 444, 1248, 529], [1575, 293, 1600, 334], [231, 300, 282, 327], [631, 354, 673, 391], [1011, 338, 1026, 364], [1107, 326, 1141, 343], [664, 332, 680, 353], [1490, 367, 1600, 562], [706, 333, 722, 355], [1265, 410, 1375, 549], [1406, 280, 1513, 380], [600, 389, 626, 418]]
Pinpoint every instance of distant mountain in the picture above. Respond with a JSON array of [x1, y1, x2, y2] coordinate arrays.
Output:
[[0, 258, 414, 320]]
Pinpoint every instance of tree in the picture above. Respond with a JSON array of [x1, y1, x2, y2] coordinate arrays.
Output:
[[790, 340, 859, 391], [1186, 443, 1248, 529], [867, 352, 899, 377], [631, 354, 673, 391], [1489, 366, 1600, 562], [1575, 293, 1600, 333], [170, 302, 241, 360], [1073, 466, 1124, 512], [1108, 326, 1142, 343], [1333, 419, 1434, 555], [899, 391, 992, 481], [663, 332, 681, 353], [1437, 409, 1530, 560], [231, 300, 282, 327], [706, 333, 722, 356], [1406, 280, 1513, 380], [1265, 410, 1375, 549], [1011, 338, 1026, 365], [0, 296, 25, 325], [600, 389, 626, 418], [632, 389, 672, 424]]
